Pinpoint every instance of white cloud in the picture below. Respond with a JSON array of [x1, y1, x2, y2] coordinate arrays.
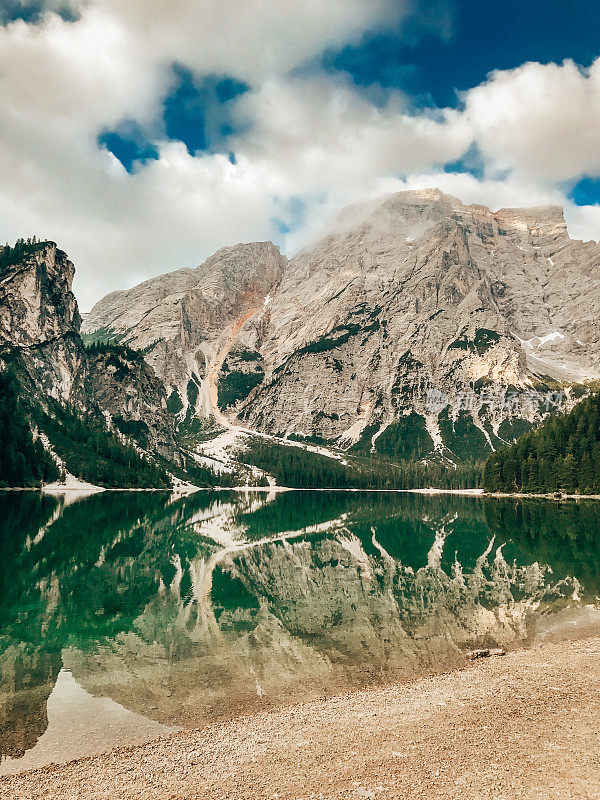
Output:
[[232, 76, 471, 195], [99, 0, 408, 82], [463, 58, 600, 181], [0, 136, 280, 308], [0, 12, 166, 135], [562, 202, 600, 244], [1, 3, 600, 312], [0, 1, 465, 310], [0, 67, 474, 309]]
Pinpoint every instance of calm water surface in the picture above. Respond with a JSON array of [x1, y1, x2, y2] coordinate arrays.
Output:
[[1, 489, 599, 773]]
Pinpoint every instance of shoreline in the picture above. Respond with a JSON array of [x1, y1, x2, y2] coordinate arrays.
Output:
[[3, 484, 600, 501], [3, 635, 600, 799], [486, 489, 600, 500]]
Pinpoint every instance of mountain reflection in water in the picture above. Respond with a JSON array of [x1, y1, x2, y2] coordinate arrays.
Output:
[[1, 489, 599, 771]]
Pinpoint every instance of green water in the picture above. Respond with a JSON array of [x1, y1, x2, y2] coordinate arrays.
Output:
[[1, 489, 599, 773]]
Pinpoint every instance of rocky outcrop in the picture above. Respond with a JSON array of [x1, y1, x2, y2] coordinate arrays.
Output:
[[0, 241, 178, 460], [82, 348, 176, 458], [83, 242, 287, 421], [0, 242, 84, 402], [0, 243, 80, 348]]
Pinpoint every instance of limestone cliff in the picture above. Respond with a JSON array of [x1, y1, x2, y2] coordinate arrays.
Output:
[[79, 189, 600, 461], [0, 241, 83, 401], [240, 190, 600, 457], [0, 241, 177, 460], [82, 242, 287, 422], [83, 347, 176, 458]]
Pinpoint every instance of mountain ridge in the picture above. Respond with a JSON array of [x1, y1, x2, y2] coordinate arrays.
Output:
[[81, 188, 600, 464], [0, 240, 179, 486], [5, 188, 600, 484]]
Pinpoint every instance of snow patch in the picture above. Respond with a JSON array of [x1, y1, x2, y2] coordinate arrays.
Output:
[[536, 331, 565, 347], [472, 416, 495, 452], [515, 331, 565, 349]]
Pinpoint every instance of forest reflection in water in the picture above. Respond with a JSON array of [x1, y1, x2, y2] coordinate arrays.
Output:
[[1, 488, 599, 772]]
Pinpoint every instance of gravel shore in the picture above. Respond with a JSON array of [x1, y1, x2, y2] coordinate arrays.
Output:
[[3, 637, 600, 800]]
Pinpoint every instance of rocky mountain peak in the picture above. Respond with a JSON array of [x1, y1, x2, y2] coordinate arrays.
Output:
[[316, 191, 570, 263], [237, 189, 600, 455], [83, 240, 288, 421], [493, 205, 568, 238], [0, 241, 80, 349], [83, 240, 286, 343], [76, 188, 600, 464]]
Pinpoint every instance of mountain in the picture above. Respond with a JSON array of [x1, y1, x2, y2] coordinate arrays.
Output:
[[0, 240, 176, 486], [241, 190, 600, 454], [85, 189, 600, 464], [5, 188, 600, 487], [1, 240, 83, 402], [82, 242, 287, 424]]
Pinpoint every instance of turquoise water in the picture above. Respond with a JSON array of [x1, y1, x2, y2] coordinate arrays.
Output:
[[1, 489, 599, 773]]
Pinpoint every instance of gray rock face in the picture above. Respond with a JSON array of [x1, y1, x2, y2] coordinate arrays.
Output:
[[83, 242, 287, 420], [83, 189, 600, 460], [0, 242, 177, 458], [240, 190, 600, 455], [82, 349, 176, 458], [0, 243, 80, 347], [0, 243, 84, 401]]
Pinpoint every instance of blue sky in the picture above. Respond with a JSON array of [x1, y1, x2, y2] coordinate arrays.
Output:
[[0, 0, 78, 24], [326, 0, 600, 107], [97, 0, 600, 200], [1, 0, 600, 308]]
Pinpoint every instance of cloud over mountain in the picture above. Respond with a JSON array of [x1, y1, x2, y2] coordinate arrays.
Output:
[[0, 1, 599, 309]]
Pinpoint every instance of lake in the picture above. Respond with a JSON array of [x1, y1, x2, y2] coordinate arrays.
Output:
[[1, 488, 599, 774]]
